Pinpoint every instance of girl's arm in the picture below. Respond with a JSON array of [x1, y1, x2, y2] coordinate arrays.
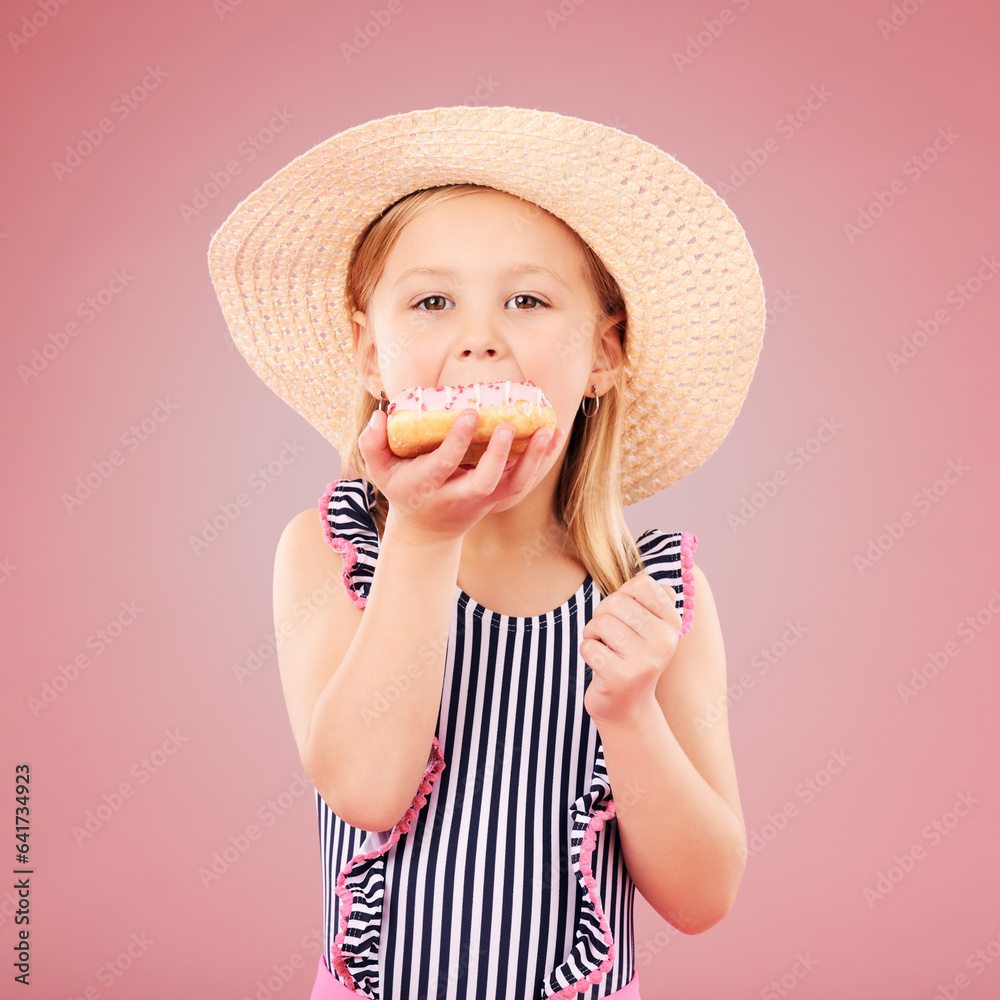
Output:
[[584, 565, 747, 932], [273, 507, 462, 832]]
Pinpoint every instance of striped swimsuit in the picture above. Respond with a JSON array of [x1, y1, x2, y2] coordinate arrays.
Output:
[[312, 478, 697, 1000]]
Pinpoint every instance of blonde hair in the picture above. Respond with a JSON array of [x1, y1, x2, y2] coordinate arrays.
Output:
[[340, 184, 644, 597]]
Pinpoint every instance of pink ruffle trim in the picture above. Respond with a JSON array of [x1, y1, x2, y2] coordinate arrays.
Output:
[[678, 531, 698, 638], [551, 799, 618, 998], [329, 737, 447, 990], [318, 478, 368, 609]]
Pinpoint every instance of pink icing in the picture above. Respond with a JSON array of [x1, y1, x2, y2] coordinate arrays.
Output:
[[386, 379, 551, 416], [679, 531, 698, 637]]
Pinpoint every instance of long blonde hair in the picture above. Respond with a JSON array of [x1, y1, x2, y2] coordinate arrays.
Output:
[[340, 184, 644, 597]]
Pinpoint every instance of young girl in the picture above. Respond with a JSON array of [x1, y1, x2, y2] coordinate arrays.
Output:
[[209, 106, 765, 1000]]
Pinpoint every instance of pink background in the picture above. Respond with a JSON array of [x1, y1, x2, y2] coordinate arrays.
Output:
[[3, 0, 999, 997]]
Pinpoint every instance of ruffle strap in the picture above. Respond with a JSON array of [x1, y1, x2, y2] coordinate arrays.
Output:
[[318, 478, 380, 609], [678, 530, 697, 637], [635, 528, 699, 637], [543, 740, 618, 998], [329, 737, 447, 996]]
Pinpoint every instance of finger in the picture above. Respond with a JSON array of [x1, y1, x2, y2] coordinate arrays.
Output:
[[469, 420, 517, 483], [358, 408, 393, 474], [587, 591, 651, 634], [625, 572, 683, 625], [617, 593, 660, 639], [414, 409, 481, 479], [502, 424, 559, 491], [583, 610, 640, 657], [580, 634, 623, 671], [651, 583, 684, 628], [430, 409, 480, 467]]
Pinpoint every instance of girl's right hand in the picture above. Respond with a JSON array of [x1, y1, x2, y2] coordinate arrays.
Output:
[[358, 408, 565, 543]]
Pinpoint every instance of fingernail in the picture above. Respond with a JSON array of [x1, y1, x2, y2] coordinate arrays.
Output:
[[368, 411, 379, 428]]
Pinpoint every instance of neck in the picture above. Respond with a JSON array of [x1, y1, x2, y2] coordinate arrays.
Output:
[[461, 453, 573, 565]]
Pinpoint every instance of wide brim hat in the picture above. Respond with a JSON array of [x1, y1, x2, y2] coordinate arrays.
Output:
[[207, 105, 765, 505]]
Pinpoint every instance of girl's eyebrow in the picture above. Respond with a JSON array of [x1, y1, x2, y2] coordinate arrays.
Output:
[[393, 264, 571, 290]]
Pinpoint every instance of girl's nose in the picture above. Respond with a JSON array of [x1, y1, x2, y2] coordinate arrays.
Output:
[[458, 319, 503, 358]]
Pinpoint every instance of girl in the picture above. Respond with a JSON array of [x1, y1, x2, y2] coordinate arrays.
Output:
[[209, 106, 765, 1000]]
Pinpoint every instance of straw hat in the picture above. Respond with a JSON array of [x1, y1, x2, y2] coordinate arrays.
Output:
[[207, 105, 765, 505]]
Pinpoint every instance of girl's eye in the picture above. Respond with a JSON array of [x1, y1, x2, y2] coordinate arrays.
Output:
[[414, 292, 549, 312], [414, 295, 451, 311], [506, 294, 548, 310]]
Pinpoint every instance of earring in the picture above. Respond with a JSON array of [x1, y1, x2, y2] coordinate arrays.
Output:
[[581, 385, 600, 417], [378, 390, 387, 412]]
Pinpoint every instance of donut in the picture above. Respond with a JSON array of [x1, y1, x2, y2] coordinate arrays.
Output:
[[386, 380, 557, 465]]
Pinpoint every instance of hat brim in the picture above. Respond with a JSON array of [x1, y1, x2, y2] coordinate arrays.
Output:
[[207, 105, 765, 505]]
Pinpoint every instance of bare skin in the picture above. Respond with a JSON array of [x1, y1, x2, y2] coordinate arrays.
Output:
[[274, 189, 747, 934], [352, 187, 624, 614]]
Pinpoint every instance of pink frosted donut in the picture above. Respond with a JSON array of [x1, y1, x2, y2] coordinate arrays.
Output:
[[386, 380, 557, 465]]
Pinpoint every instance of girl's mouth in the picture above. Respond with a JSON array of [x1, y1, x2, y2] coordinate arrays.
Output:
[[458, 460, 517, 471]]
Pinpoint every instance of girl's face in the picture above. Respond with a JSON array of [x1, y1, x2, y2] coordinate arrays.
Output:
[[352, 189, 623, 448]]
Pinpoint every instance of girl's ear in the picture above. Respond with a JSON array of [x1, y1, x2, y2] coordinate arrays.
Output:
[[352, 310, 383, 394], [591, 310, 626, 393]]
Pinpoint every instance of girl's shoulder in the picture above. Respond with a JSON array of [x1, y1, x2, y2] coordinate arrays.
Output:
[[634, 526, 698, 571], [317, 477, 379, 608], [634, 527, 699, 637], [316, 478, 698, 627]]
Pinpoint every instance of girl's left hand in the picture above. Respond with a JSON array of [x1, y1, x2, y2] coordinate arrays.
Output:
[[581, 571, 683, 727]]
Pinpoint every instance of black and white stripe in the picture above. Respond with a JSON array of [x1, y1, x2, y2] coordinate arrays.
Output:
[[315, 478, 692, 999]]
